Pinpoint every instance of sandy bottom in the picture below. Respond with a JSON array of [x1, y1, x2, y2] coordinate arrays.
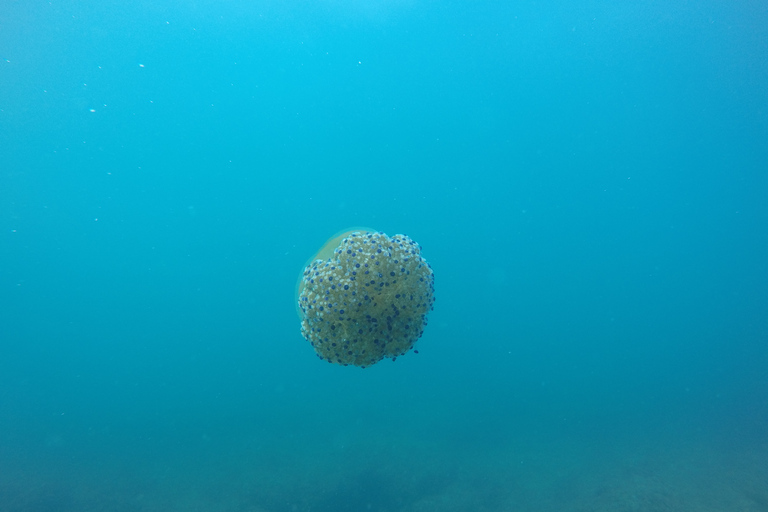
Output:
[[2, 421, 767, 512]]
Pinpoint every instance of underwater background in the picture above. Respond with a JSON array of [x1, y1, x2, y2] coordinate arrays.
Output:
[[1, 0, 767, 511]]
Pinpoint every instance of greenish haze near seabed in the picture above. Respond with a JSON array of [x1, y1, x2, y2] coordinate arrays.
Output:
[[1, 0, 767, 510]]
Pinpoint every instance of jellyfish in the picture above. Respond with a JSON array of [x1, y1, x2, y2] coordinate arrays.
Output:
[[296, 228, 435, 367]]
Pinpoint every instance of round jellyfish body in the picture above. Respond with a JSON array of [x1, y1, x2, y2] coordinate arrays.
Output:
[[297, 230, 435, 367]]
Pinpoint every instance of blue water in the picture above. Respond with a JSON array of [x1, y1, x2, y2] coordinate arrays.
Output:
[[2, 1, 767, 510]]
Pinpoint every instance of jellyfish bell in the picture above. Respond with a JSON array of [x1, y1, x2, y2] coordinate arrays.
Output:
[[295, 227, 375, 317], [296, 228, 435, 367]]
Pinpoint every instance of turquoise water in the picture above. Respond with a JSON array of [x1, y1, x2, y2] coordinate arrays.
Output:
[[2, 1, 767, 510]]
